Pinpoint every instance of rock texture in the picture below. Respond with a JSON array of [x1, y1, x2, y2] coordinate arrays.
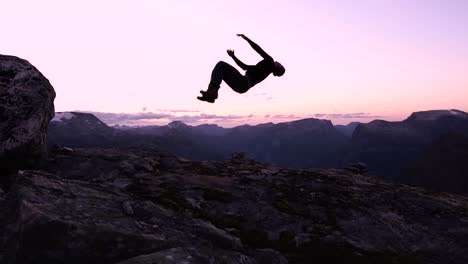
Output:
[[0, 55, 55, 174], [1, 148, 467, 264]]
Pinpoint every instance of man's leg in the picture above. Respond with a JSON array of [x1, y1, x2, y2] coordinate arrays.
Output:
[[206, 61, 250, 96]]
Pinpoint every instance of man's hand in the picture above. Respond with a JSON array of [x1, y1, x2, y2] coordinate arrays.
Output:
[[227, 49, 235, 57], [236, 34, 271, 60]]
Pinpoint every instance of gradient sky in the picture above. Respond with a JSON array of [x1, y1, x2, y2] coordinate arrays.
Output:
[[2, 0, 467, 127]]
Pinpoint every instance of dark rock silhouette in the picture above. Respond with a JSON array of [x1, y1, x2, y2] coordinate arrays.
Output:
[[50, 115, 350, 168], [48, 110, 468, 194], [1, 148, 467, 263], [335, 122, 361, 138], [403, 133, 468, 194], [350, 110, 468, 192], [0, 55, 55, 175], [48, 112, 116, 148], [116, 247, 287, 264], [50, 112, 113, 135]]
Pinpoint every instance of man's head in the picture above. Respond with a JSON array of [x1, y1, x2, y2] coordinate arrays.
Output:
[[273, 61, 285, 77]]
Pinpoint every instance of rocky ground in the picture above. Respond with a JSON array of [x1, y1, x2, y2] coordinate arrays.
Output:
[[1, 147, 467, 264]]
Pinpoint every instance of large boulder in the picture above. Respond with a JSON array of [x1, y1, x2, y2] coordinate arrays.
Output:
[[0, 55, 55, 174]]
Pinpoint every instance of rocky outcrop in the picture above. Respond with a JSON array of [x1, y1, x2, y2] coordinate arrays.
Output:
[[0, 55, 55, 174], [1, 148, 467, 264], [116, 247, 287, 264]]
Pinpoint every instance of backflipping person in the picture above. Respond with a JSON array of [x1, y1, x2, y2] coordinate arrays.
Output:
[[198, 34, 285, 103]]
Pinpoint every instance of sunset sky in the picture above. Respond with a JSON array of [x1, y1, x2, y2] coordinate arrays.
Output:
[[2, 0, 467, 127]]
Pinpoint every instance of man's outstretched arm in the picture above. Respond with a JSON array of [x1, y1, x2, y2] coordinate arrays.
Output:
[[227, 49, 252, 71], [237, 34, 273, 60]]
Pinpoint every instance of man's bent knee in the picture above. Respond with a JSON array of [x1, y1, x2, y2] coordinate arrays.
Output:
[[233, 86, 250, 94], [216, 61, 228, 67]]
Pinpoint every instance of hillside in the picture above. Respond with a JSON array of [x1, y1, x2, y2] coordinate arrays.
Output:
[[1, 147, 467, 263]]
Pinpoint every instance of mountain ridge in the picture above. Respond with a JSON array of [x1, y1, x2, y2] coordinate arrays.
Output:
[[48, 109, 468, 194]]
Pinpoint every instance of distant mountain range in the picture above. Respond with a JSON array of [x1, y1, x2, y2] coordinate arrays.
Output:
[[350, 109, 468, 193], [48, 109, 468, 194]]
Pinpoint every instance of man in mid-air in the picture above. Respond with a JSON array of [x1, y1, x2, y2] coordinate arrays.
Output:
[[198, 34, 285, 103]]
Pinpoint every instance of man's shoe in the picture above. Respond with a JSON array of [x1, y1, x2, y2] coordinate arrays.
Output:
[[197, 95, 215, 103], [197, 90, 217, 103], [200, 90, 218, 99]]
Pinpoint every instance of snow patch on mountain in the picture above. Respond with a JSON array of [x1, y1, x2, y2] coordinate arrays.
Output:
[[449, 109, 467, 116], [52, 112, 76, 122], [407, 109, 468, 122], [168, 121, 189, 129]]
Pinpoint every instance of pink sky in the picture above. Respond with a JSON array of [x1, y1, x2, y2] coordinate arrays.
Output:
[[2, 0, 467, 127]]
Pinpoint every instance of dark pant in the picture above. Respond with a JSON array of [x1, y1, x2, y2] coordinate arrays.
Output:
[[207, 61, 251, 94]]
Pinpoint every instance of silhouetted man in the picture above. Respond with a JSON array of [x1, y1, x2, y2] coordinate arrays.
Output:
[[198, 34, 285, 103]]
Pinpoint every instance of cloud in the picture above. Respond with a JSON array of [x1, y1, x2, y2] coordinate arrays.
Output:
[[267, 112, 383, 121], [76, 111, 255, 125], [311, 113, 383, 119], [266, 97, 274, 100], [82, 111, 172, 124], [312, 113, 326, 118], [155, 109, 200, 113], [70, 110, 382, 127], [271, 114, 303, 119], [175, 113, 255, 123], [245, 93, 269, 98]]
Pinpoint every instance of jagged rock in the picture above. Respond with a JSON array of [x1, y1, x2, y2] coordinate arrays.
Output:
[[115, 247, 255, 264], [62, 147, 74, 153], [231, 152, 246, 159], [0, 187, 4, 206], [159, 156, 182, 170], [344, 162, 368, 175], [202, 188, 234, 203], [43, 148, 163, 182], [3, 168, 280, 264], [2, 148, 468, 263], [3, 171, 173, 264], [0, 55, 55, 174], [115, 247, 288, 264], [122, 201, 135, 216]]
